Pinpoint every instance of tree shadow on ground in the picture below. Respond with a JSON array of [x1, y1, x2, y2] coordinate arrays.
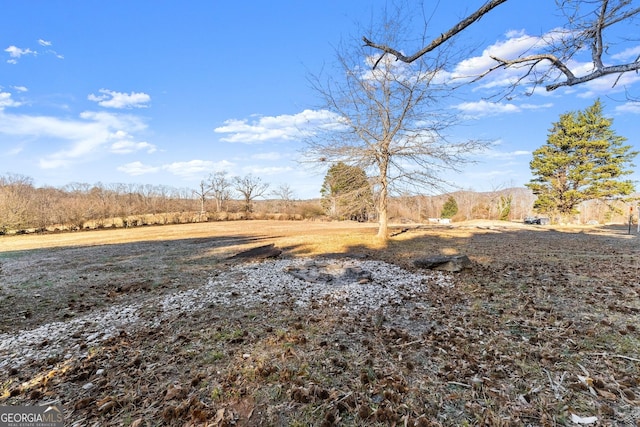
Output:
[[336, 222, 639, 271], [0, 233, 300, 333]]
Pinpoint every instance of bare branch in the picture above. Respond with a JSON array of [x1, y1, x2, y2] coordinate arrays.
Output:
[[491, 53, 576, 80], [546, 62, 640, 90], [363, 0, 509, 67], [591, 0, 608, 70], [364, 0, 640, 94]]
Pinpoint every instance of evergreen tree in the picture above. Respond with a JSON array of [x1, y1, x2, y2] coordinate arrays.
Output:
[[526, 100, 636, 218], [320, 162, 373, 221], [441, 196, 458, 219]]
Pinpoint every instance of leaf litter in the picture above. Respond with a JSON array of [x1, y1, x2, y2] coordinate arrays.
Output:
[[0, 221, 639, 426]]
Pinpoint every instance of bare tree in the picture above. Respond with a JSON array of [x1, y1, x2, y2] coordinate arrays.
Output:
[[193, 180, 213, 217], [363, 0, 640, 94], [233, 174, 269, 213], [208, 171, 233, 213], [0, 173, 35, 232], [87, 183, 112, 227], [272, 183, 296, 214], [62, 182, 93, 230], [306, 9, 486, 238]]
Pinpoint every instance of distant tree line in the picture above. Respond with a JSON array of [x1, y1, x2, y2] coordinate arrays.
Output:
[[0, 173, 325, 235], [1, 164, 636, 235]]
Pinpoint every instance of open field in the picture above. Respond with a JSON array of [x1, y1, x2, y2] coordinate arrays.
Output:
[[1, 220, 639, 426]]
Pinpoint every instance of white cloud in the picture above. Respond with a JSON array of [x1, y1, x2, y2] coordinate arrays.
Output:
[[453, 30, 544, 78], [4, 41, 63, 63], [79, 111, 147, 133], [110, 140, 157, 154], [107, 130, 157, 155], [611, 46, 640, 61], [452, 28, 640, 99], [162, 160, 215, 177], [454, 100, 554, 118], [454, 100, 520, 116], [575, 71, 640, 98], [0, 106, 149, 169], [521, 103, 554, 110], [162, 160, 234, 179], [0, 92, 22, 108], [88, 89, 151, 109], [615, 102, 640, 114], [117, 161, 159, 176], [361, 54, 419, 82], [214, 109, 342, 143], [12, 86, 28, 93], [5, 45, 35, 60], [117, 159, 235, 179], [451, 28, 619, 95]]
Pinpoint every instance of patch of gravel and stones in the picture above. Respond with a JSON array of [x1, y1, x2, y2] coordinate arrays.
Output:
[[0, 257, 453, 371]]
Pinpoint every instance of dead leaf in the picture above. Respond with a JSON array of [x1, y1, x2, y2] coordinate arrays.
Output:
[[74, 397, 92, 410], [596, 389, 617, 400], [165, 384, 185, 400], [213, 408, 225, 424]]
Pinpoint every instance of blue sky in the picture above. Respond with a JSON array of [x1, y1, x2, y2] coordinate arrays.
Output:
[[2, 1, 639, 199]]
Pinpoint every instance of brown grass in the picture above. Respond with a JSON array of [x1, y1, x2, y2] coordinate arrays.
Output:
[[0, 220, 383, 254]]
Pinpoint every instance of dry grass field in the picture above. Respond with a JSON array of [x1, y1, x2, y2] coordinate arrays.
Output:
[[1, 220, 639, 426]]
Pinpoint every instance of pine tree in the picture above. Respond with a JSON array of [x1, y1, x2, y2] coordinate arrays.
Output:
[[320, 162, 373, 221], [526, 99, 637, 218], [441, 196, 458, 219]]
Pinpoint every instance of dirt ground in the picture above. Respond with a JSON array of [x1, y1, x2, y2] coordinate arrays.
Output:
[[1, 220, 639, 426]]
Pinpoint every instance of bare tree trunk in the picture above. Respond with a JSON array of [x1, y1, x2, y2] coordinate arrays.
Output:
[[377, 191, 388, 238], [377, 160, 389, 238]]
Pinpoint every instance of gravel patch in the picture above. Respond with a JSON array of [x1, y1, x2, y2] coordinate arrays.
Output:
[[0, 257, 452, 370]]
